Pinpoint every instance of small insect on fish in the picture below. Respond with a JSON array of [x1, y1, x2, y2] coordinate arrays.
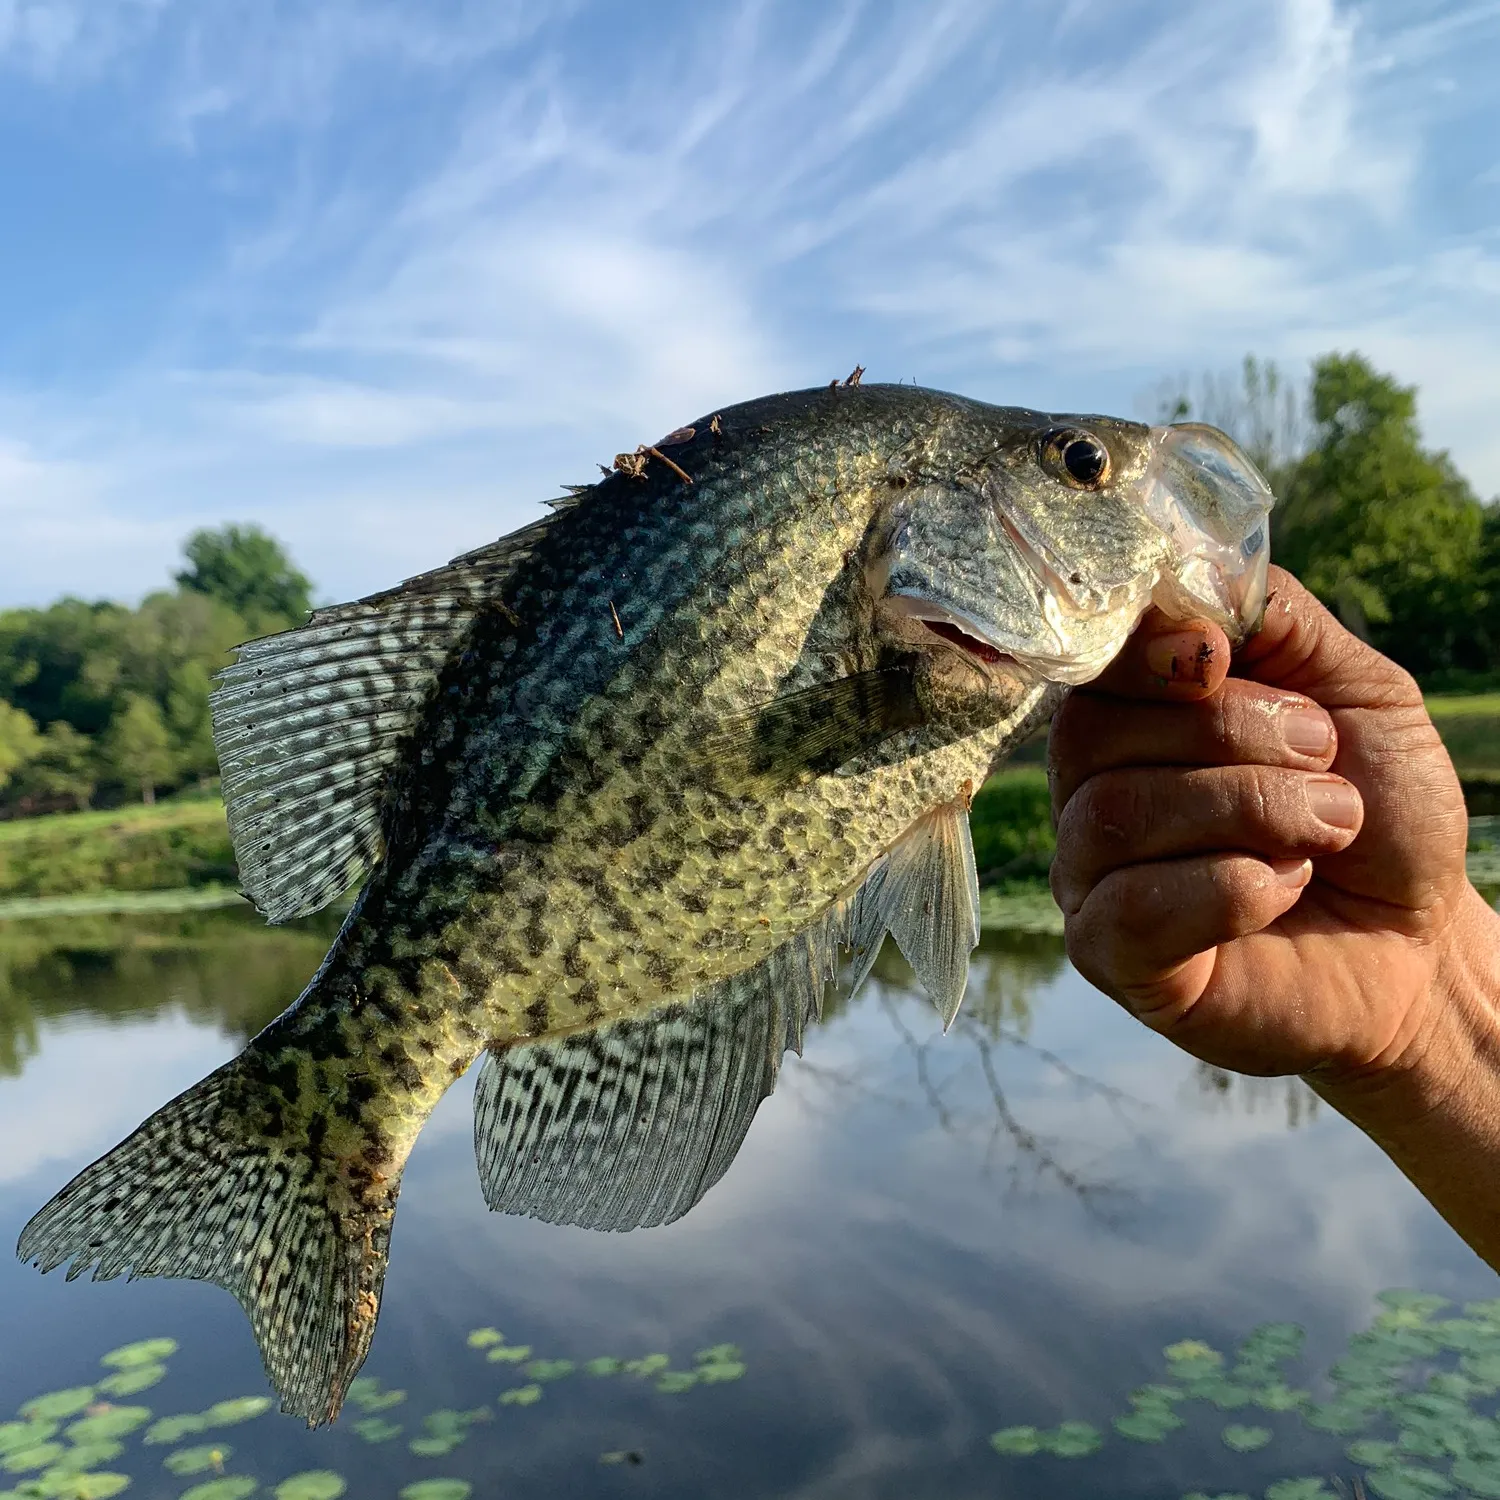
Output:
[[18, 384, 1274, 1425]]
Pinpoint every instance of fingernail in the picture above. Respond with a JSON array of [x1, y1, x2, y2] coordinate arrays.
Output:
[[1145, 628, 1215, 686], [1273, 858, 1312, 888], [1305, 777, 1361, 831], [1281, 706, 1333, 757]]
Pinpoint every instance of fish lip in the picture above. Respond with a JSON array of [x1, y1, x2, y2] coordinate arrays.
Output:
[[884, 593, 1020, 667]]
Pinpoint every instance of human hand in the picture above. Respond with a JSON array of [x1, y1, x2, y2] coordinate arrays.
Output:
[[1047, 565, 1489, 1085]]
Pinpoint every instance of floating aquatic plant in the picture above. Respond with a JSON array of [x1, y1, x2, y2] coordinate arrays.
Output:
[[1, 1317, 747, 1500], [989, 1289, 1500, 1498]]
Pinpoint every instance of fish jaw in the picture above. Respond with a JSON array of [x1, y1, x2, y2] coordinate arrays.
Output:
[[1141, 422, 1274, 643]]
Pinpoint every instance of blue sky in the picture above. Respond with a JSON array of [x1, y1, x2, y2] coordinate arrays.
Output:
[[1, 0, 1497, 609]]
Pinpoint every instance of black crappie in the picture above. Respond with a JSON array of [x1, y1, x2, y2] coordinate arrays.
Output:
[[19, 384, 1273, 1424]]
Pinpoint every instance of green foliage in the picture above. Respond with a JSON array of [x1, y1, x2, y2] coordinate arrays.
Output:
[[176, 523, 313, 633], [101, 695, 174, 804], [969, 770, 1054, 886], [273, 1471, 347, 1500], [12, 722, 96, 812], [101, 1339, 178, 1369], [1275, 353, 1491, 678], [0, 703, 41, 793], [164, 1444, 232, 1475], [0, 800, 235, 899]]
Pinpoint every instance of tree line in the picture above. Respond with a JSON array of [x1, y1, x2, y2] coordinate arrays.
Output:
[[0, 351, 1495, 819]]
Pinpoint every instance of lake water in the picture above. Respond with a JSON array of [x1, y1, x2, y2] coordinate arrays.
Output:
[[1, 906, 1497, 1500]]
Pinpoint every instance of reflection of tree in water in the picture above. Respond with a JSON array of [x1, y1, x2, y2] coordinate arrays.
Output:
[[0, 908, 339, 1077], [1188, 1063, 1319, 1130], [798, 930, 1144, 1214]]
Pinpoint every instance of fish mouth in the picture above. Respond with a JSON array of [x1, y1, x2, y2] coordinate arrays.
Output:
[[884, 595, 1021, 669], [919, 618, 1014, 666]]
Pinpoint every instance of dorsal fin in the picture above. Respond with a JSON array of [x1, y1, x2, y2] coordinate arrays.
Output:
[[471, 799, 981, 1232], [212, 516, 559, 923]]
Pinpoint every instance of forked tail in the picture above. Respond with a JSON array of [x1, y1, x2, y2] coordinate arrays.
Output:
[[16, 1052, 400, 1426]]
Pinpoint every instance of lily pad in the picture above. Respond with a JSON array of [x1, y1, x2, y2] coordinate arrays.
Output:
[[989, 1426, 1041, 1456], [1, 1444, 63, 1473], [97, 1365, 166, 1398], [1451, 1456, 1500, 1498], [1113, 1409, 1183, 1443], [408, 1438, 460, 1459], [498, 1386, 541, 1408], [100, 1339, 177, 1370], [1043, 1421, 1102, 1458], [142, 1416, 206, 1445], [654, 1372, 697, 1394], [1265, 1483, 1337, 1500], [351, 1419, 401, 1444], [523, 1361, 573, 1383], [694, 1345, 743, 1365], [272, 1473, 346, 1500], [398, 1484, 471, 1500], [483, 1347, 529, 1365], [65, 1410, 151, 1444], [1364, 1465, 1454, 1499], [199, 1399, 271, 1429], [696, 1361, 746, 1384], [164, 1446, 230, 1476], [346, 1381, 404, 1413], [465, 1329, 504, 1350], [179, 1481, 258, 1500], [1220, 1424, 1271, 1453], [584, 1359, 622, 1377], [624, 1355, 669, 1378], [19, 1392, 95, 1423], [48, 1441, 124, 1473], [1349, 1440, 1402, 1468], [0, 1424, 59, 1457], [41, 1475, 132, 1499]]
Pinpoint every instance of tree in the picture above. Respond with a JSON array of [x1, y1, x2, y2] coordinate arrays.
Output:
[[102, 694, 176, 805], [1149, 355, 1308, 493], [16, 721, 96, 811], [175, 524, 313, 633], [1274, 353, 1486, 676], [0, 701, 41, 794]]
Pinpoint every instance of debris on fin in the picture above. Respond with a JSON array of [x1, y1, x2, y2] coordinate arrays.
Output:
[[213, 515, 560, 923], [704, 666, 925, 786], [16, 1054, 396, 1427], [473, 920, 844, 1233], [838, 799, 981, 1029]]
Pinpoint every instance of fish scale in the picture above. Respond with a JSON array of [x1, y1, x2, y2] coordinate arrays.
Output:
[[19, 382, 1274, 1428]]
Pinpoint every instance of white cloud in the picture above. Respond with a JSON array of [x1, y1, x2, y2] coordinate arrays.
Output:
[[1, 0, 1497, 609]]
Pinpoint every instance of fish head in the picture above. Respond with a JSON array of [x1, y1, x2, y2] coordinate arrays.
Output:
[[871, 406, 1273, 689]]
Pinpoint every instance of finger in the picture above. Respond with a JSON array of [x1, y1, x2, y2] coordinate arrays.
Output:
[[1050, 764, 1363, 915], [1088, 608, 1233, 702], [1065, 853, 1312, 1022], [1047, 678, 1338, 818], [1236, 567, 1423, 711]]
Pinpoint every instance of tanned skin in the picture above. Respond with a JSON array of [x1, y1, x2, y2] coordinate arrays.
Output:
[[1049, 566, 1500, 1270]]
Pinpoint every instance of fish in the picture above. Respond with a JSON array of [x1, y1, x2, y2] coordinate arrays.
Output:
[[17, 384, 1273, 1425]]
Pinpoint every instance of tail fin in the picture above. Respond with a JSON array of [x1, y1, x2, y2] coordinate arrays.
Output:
[[16, 1054, 398, 1426]]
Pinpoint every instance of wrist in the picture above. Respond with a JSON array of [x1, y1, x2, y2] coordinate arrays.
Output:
[[1306, 885, 1500, 1153]]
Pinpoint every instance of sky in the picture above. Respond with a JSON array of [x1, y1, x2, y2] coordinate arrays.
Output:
[[0, 0, 1497, 609]]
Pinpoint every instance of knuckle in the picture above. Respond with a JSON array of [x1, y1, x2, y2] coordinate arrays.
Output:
[[1074, 771, 1152, 848]]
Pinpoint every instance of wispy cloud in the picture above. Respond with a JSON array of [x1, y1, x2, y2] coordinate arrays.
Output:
[[0, 0, 1496, 608]]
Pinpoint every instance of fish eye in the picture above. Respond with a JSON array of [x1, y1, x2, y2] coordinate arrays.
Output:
[[1041, 429, 1111, 490]]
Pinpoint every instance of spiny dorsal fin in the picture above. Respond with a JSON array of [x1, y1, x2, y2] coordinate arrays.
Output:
[[16, 1055, 397, 1426], [213, 516, 559, 923], [702, 666, 925, 786], [472, 919, 844, 1233]]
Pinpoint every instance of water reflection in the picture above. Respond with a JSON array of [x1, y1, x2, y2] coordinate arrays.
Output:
[[0, 907, 339, 1076], [0, 910, 1495, 1500]]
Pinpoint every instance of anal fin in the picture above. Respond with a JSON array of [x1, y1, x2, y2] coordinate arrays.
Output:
[[473, 922, 844, 1233]]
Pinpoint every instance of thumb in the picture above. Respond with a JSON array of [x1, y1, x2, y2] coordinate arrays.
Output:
[[1236, 567, 1423, 711]]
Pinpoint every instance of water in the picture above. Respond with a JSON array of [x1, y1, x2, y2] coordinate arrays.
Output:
[[0, 908, 1494, 1499]]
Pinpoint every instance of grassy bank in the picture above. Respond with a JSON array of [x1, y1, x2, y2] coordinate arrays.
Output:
[[0, 795, 235, 900]]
